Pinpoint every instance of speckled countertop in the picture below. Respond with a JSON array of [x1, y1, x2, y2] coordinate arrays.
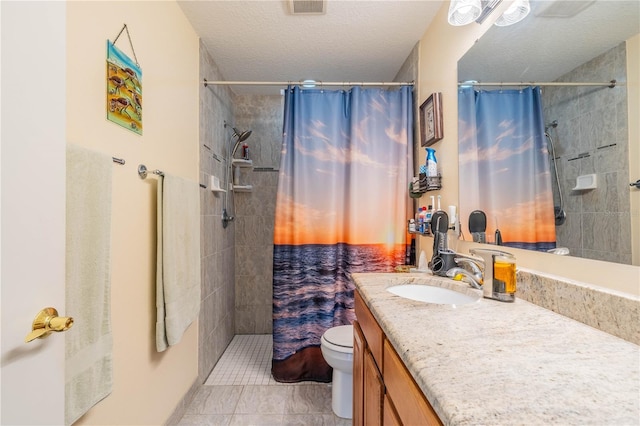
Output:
[[352, 273, 640, 425]]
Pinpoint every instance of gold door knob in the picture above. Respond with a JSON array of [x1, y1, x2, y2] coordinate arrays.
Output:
[[25, 307, 74, 343]]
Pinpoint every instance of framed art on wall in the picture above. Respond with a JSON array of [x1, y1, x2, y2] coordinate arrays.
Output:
[[106, 25, 142, 135], [420, 92, 443, 146]]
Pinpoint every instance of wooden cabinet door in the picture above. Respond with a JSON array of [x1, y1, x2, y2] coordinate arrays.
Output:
[[356, 290, 384, 367], [383, 394, 402, 426], [353, 321, 365, 426], [384, 340, 442, 426], [364, 349, 384, 426]]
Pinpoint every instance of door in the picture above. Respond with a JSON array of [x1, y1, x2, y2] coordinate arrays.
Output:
[[1, 1, 67, 424]]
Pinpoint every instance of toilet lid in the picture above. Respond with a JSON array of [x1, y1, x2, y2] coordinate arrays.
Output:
[[323, 325, 353, 348]]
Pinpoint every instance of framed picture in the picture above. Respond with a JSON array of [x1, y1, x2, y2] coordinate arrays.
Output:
[[420, 92, 443, 146]]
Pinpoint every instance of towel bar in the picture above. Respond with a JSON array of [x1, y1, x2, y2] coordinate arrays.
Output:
[[138, 164, 165, 179]]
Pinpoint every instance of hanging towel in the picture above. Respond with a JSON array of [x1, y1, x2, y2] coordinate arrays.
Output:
[[156, 174, 201, 352], [65, 144, 113, 425]]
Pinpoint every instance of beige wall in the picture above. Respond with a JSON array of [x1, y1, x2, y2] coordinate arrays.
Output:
[[417, 2, 640, 295], [66, 1, 200, 424]]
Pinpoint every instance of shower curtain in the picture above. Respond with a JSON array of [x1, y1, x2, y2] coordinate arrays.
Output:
[[272, 85, 413, 382], [458, 86, 556, 251]]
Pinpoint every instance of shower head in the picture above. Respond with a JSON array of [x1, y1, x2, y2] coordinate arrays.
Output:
[[232, 127, 252, 142], [230, 128, 252, 158], [545, 120, 558, 131]]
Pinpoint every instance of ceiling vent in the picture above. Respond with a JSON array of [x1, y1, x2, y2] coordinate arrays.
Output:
[[288, 0, 326, 15]]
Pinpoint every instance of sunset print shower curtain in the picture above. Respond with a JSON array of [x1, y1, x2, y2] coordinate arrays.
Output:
[[272, 86, 413, 382], [458, 86, 556, 251]]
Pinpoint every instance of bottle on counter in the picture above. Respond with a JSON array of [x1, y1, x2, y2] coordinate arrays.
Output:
[[416, 207, 423, 232], [425, 205, 433, 228], [418, 206, 428, 233]]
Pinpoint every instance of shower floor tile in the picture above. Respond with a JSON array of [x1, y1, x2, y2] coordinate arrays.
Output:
[[205, 334, 278, 386]]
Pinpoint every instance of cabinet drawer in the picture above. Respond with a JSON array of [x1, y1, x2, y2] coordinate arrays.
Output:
[[383, 339, 442, 426], [355, 290, 384, 367]]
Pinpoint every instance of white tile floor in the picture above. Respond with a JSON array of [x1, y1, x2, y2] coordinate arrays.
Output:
[[205, 335, 280, 386], [178, 335, 351, 426]]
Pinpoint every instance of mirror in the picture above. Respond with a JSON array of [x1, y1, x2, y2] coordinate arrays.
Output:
[[457, 0, 639, 265]]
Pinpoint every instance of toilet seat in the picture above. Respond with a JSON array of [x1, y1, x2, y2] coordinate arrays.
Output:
[[321, 325, 353, 354]]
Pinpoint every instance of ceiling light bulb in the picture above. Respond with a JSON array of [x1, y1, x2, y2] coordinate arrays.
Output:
[[494, 0, 530, 26], [448, 0, 482, 26]]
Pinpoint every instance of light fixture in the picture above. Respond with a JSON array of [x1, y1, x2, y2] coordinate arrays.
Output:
[[448, 0, 482, 26], [494, 0, 530, 26], [475, 0, 503, 24]]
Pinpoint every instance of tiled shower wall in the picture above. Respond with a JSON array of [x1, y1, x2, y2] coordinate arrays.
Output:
[[233, 95, 284, 334], [542, 42, 631, 264], [198, 41, 237, 382], [395, 42, 420, 199]]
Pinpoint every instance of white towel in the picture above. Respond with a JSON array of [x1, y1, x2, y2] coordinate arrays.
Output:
[[65, 144, 113, 425], [156, 174, 201, 352]]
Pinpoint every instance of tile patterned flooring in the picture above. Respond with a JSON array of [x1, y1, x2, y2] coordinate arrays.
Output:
[[178, 335, 351, 426]]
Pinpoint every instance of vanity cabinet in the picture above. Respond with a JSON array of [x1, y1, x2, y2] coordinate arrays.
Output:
[[353, 308, 383, 426], [353, 321, 364, 426], [354, 290, 442, 426]]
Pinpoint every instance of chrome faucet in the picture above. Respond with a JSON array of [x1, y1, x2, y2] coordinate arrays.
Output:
[[446, 267, 482, 289], [454, 254, 484, 278], [445, 253, 484, 289]]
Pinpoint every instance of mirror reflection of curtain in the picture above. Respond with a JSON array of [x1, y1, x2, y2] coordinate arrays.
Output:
[[272, 85, 413, 383], [458, 86, 556, 251]]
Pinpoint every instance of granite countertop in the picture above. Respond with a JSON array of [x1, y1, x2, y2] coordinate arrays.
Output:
[[351, 272, 640, 425]]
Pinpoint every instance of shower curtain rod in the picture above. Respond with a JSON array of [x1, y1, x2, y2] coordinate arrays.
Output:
[[459, 80, 618, 88], [203, 79, 414, 88]]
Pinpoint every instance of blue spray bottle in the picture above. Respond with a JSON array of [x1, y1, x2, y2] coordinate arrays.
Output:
[[426, 148, 438, 177]]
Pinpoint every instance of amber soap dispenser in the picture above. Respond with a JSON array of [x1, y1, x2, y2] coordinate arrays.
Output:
[[469, 248, 516, 302]]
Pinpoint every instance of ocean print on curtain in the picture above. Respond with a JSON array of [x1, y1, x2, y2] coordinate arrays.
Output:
[[458, 86, 556, 251], [272, 85, 413, 382]]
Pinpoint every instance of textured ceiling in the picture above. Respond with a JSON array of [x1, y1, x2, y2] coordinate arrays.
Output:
[[458, 1, 640, 83], [179, 1, 639, 96], [178, 0, 444, 95]]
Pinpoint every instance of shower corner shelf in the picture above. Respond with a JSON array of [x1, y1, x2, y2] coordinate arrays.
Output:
[[232, 159, 253, 168], [232, 184, 253, 192], [231, 158, 253, 192]]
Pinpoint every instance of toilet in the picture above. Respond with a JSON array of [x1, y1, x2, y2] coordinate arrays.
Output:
[[320, 324, 354, 419]]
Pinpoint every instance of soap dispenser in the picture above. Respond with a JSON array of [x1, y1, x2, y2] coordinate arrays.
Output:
[[469, 248, 516, 302]]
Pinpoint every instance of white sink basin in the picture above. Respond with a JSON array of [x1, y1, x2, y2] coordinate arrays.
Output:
[[387, 284, 480, 305]]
